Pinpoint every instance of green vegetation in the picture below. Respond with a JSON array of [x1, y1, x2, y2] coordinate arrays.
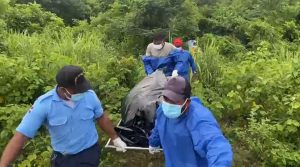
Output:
[[0, 0, 299, 166]]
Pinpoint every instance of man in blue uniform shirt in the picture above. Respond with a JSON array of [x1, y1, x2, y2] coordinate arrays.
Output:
[[0, 65, 127, 167], [148, 76, 233, 167]]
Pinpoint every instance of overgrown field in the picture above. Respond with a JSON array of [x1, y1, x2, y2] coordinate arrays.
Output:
[[0, 0, 299, 166]]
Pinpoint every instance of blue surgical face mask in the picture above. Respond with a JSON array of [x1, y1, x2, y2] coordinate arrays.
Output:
[[62, 88, 85, 101], [162, 99, 187, 119], [71, 93, 85, 101]]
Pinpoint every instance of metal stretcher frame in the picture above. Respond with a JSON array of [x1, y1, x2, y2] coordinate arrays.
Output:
[[104, 120, 163, 151]]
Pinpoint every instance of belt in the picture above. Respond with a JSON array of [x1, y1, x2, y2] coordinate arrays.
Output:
[[53, 143, 98, 157]]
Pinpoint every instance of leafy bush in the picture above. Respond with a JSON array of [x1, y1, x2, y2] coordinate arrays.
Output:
[[0, 0, 9, 16], [0, 19, 7, 53], [199, 33, 246, 59], [0, 105, 51, 166], [0, 22, 144, 108], [0, 56, 44, 105], [1, 0, 300, 166], [5, 3, 64, 33], [99, 56, 141, 113], [194, 35, 223, 88], [236, 112, 300, 166], [283, 20, 300, 42]]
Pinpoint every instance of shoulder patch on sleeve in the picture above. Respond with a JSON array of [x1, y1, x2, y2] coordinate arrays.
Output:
[[28, 106, 34, 113]]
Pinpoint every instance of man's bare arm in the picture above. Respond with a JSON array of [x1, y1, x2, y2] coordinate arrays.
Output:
[[0, 132, 28, 167], [96, 112, 118, 140]]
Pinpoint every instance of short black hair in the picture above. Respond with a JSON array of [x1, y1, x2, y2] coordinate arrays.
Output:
[[153, 33, 166, 41]]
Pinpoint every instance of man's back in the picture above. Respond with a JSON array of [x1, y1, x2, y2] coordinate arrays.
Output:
[[146, 42, 176, 57], [172, 50, 197, 80]]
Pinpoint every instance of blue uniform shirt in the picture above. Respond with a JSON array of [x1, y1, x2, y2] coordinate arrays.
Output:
[[16, 87, 104, 154], [149, 97, 233, 167]]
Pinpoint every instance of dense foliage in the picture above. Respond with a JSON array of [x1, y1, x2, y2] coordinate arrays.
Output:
[[0, 0, 299, 166]]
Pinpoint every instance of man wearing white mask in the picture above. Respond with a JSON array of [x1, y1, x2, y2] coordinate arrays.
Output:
[[145, 33, 176, 57]]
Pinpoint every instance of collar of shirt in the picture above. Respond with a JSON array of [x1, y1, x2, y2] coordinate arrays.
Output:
[[52, 85, 63, 102]]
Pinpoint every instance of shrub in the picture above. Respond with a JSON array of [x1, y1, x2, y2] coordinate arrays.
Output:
[[5, 3, 64, 33]]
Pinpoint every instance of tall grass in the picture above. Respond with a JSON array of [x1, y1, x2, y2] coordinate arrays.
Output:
[[194, 37, 223, 88]]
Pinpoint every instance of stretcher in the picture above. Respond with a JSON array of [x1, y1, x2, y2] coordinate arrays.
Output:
[[104, 120, 163, 151]]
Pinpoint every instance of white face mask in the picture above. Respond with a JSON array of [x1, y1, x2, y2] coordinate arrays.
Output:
[[153, 43, 164, 50]]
